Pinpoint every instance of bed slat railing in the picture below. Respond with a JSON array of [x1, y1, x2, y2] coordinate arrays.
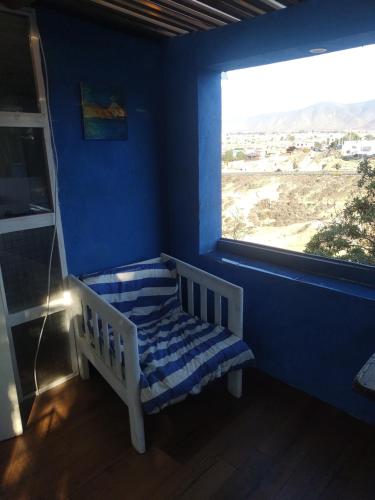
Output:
[[82, 302, 89, 335], [113, 331, 123, 379], [178, 274, 182, 305], [187, 278, 194, 316], [92, 312, 101, 354], [214, 292, 222, 326], [161, 254, 244, 399], [102, 320, 111, 366], [69, 276, 137, 383], [69, 275, 145, 453], [161, 253, 243, 339], [200, 285, 207, 322]]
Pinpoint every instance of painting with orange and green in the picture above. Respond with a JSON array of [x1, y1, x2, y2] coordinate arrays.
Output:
[[81, 83, 128, 140]]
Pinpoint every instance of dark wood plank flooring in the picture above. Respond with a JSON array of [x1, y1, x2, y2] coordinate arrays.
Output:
[[1, 368, 374, 500]]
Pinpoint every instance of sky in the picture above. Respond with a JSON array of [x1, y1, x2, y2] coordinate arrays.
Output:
[[222, 44, 375, 132]]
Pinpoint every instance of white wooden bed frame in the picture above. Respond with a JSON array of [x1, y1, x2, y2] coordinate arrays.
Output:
[[69, 253, 244, 454]]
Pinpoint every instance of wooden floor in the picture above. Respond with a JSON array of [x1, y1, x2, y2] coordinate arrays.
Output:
[[1, 368, 374, 500]]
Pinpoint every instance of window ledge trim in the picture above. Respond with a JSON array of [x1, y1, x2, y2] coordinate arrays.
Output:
[[217, 238, 375, 290]]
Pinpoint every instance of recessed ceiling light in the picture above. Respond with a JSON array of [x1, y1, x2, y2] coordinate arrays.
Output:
[[309, 48, 328, 54]]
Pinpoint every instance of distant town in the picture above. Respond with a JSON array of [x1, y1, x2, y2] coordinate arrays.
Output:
[[222, 131, 375, 174], [221, 128, 374, 253]]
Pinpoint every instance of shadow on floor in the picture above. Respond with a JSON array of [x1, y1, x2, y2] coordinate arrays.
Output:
[[1, 368, 374, 500]]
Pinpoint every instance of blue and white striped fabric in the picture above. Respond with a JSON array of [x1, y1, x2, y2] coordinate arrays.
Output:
[[83, 257, 181, 327], [137, 310, 254, 414], [82, 257, 255, 414]]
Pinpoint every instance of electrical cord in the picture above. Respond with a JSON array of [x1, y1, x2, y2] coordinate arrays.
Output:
[[33, 32, 59, 397]]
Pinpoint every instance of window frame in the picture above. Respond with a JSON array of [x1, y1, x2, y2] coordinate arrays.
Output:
[[218, 56, 375, 287], [218, 238, 375, 288]]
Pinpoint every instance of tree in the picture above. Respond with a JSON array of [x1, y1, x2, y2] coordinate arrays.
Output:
[[342, 132, 361, 141], [305, 158, 375, 265], [236, 150, 246, 160], [230, 206, 247, 240], [333, 162, 341, 171], [329, 139, 340, 150], [223, 150, 234, 163]]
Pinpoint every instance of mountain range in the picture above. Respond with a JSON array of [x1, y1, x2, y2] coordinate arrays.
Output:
[[227, 100, 375, 133]]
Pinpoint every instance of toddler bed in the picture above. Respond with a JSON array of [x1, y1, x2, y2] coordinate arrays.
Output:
[[69, 254, 254, 453]]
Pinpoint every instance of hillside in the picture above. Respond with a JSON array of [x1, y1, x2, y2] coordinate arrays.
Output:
[[222, 172, 360, 252], [232, 100, 375, 133]]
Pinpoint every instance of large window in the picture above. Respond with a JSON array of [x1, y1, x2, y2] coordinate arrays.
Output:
[[221, 45, 375, 266]]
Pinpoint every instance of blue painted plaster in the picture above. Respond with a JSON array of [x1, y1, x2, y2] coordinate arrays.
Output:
[[36, 7, 166, 275], [163, 0, 375, 423], [198, 71, 221, 253]]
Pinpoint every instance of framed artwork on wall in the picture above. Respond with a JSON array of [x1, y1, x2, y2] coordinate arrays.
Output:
[[80, 83, 128, 140]]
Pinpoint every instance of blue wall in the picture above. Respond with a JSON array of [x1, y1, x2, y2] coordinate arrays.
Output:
[[37, 2, 375, 424], [163, 0, 375, 423], [37, 8, 166, 275]]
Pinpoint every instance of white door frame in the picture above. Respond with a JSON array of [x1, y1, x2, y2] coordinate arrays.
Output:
[[0, 5, 77, 441]]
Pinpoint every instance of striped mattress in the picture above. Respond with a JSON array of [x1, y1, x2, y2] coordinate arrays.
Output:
[[82, 258, 255, 414]]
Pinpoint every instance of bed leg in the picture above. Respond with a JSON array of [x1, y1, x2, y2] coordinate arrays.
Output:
[[128, 398, 146, 454], [78, 351, 90, 380], [227, 369, 242, 398]]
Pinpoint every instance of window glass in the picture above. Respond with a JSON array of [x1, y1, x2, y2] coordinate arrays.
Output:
[[0, 226, 62, 313], [222, 45, 375, 266], [0, 11, 38, 112], [0, 127, 52, 218]]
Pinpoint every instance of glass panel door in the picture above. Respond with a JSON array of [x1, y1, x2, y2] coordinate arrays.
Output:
[[0, 7, 76, 441]]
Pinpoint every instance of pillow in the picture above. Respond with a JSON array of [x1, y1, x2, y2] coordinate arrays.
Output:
[[82, 257, 180, 327]]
